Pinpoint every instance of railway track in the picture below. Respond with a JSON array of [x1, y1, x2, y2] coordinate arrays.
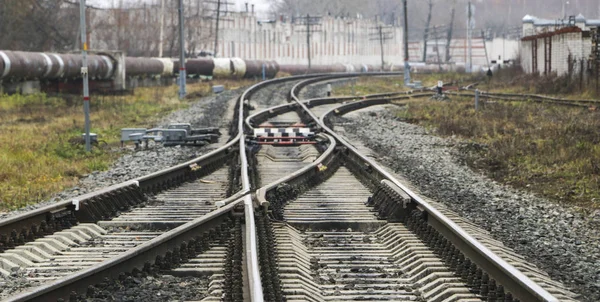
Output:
[[454, 83, 600, 108], [0, 73, 582, 301], [252, 76, 580, 301]]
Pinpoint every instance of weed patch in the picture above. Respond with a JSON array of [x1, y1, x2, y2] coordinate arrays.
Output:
[[400, 97, 600, 209], [0, 79, 252, 211], [335, 76, 406, 96]]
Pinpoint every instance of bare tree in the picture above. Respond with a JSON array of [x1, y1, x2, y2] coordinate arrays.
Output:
[[0, 1, 79, 51]]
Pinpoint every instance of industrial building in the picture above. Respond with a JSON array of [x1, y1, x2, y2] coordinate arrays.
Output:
[[521, 14, 600, 77]]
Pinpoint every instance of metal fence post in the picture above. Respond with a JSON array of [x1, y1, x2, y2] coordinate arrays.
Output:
[[475, 89, 480, 111]]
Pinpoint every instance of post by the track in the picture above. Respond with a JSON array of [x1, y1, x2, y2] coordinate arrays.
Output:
[[466, 1, 474, 73], [296, 14, 322, 71], [80, 0, 91, 152], [178, 0, 187, 99], [402, 0, 411, 86], [369, 25, 394, 71]]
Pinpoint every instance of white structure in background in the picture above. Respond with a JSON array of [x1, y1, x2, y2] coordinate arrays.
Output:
[[521, 14, 600, 76], [89, 8, 405, 67], [413, 37, 519, 70], [218, 14, 404, 66]]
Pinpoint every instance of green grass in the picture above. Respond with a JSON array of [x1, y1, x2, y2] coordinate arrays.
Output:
[[0, 79, 252, 211]]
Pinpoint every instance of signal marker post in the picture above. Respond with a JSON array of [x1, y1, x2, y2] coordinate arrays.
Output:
[[80, 0, 91, 152], [178, 0, 187, 99], [403, 0, 411, 86]]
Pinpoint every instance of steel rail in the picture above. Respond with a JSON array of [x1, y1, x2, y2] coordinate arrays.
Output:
[[460, 84, 600, 107], [236, 73, 326, 301], [255, 133, 336, 208], [0, 73, 332, 302], [245, 97, 354, 130], [2, 74, 311, 301], [289, 77, 560, 302], [0, 72, 411, 301], [245, 95, 402, 130], [0, 73, 332, 243], [6, 198, 243, 302], [475, 91, 593, 108], [0, 135, 239, 250], [236, 72, 402, 301]]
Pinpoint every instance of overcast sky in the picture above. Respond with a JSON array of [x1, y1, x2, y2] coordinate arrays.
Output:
[[87, 0, 271, 13]]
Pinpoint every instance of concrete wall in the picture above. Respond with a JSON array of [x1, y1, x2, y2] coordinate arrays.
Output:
[[217, 14, 404, 66], [415, 37, 520, 68]]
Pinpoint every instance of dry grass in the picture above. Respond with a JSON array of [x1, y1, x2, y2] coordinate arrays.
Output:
[[332, 69, 600, 209], [0, 79, 253, 211], [477, 65, 600, 99], [399, 96, 600, 209], [334, 73, 479, 97], [335, 76, 406, 96]]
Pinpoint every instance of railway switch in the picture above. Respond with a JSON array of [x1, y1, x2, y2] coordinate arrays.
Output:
[[120, 123, 220, 148]]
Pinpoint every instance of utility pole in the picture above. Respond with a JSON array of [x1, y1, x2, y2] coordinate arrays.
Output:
[[204, 0, 233, 57], [466, 1, 473, 73], [296, 15, 322, 70], [402, 0, 410, 85], [214, 0, 221, 57], [178, 0, 186, 99], [482, 30, 490, 67], [445, 0, 457, 63], [422, 0, 433, 62], [307, 14, 311, 69], [158, 0, 165, 57], [433, 26, 442, 71], [379, 26, 384, 69], [370, 25, 394, 71], [79, 0, 91, 152]]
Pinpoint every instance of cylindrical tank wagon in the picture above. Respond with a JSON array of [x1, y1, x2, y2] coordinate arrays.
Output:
[[1, 50, 416, 85], [125, 57, 164, 78], [243, 60, 279, 78], [0, 51, 114, 81], [176, 58, 214, 77]]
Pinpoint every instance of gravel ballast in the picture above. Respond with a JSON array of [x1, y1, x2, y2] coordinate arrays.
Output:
[[335, 106, 599, 301], [83, 274, 209, 301]]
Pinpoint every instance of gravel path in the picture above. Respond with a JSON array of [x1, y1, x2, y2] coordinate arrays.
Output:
[[0, 87, 244, 220], [334, 106, 600, 302]]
